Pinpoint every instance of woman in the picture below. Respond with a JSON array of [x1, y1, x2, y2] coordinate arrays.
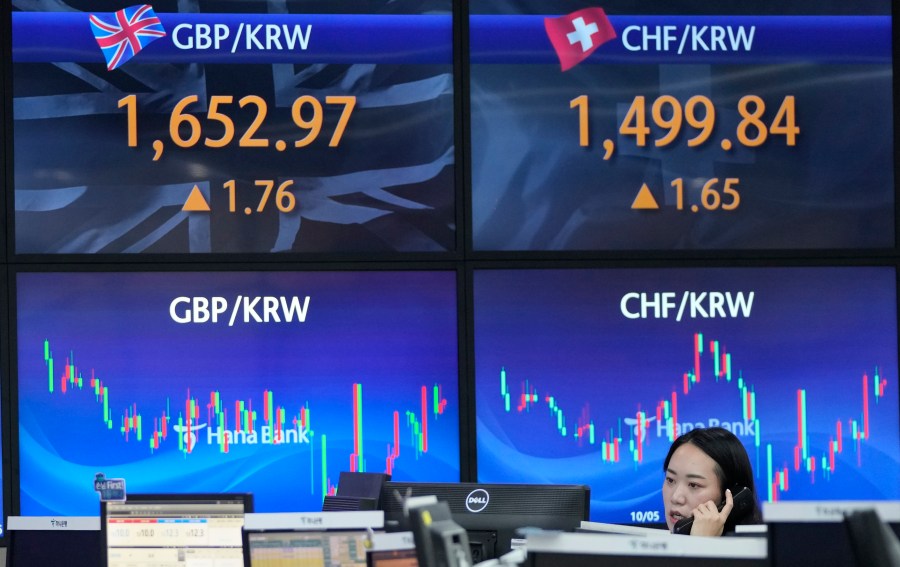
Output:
[[662, 427, 762, 536]]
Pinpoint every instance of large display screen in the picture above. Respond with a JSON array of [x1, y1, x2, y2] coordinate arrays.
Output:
[[474, 267, 900, 522], [12, 0, 455, 254], [469, 1, 893, 251], [16, 269, 460, 515]]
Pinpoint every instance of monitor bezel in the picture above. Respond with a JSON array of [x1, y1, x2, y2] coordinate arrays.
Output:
[[241, 510, 385, 567], [9, 262, 468, 517], [380, 481, 591, 560], [99, 491, 254, 567]]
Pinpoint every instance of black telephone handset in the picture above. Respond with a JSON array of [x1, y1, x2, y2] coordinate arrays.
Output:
[[672, 486, 753, 535]]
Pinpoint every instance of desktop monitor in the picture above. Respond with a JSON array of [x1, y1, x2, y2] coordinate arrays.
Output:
[[474, 266, 900, 523], [337, 472, 392, 506], [323, 472, 392, 511], [101, 493, 253, 567], [522, 531, 768, 567], [843, 509, 900, 566], [764, 501, 900, 567], [380, 481, 590, 561], [243, 510, 384, 567], [6, 516, 101, 567], [245, 531, 369, 566], [366, 532, 418, 567], [368, 549, 418, 567]]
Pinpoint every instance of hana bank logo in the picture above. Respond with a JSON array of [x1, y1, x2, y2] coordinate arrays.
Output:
[[170, 421, 310, 450], [623, 416, 656, 438], [624, 416, 757, 438], [171, 421, 207, 450], [89, 4, 167, 71], [544, 7, 616, 72]]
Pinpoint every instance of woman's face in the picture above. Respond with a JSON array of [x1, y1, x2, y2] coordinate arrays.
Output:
[[662, 442, 724, 531]]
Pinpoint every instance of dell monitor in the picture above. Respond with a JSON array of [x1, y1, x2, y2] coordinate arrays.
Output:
[[380, 481, 590, 561]]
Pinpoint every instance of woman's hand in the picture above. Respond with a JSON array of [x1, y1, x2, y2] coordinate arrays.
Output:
[[689, 488, 734, 537]]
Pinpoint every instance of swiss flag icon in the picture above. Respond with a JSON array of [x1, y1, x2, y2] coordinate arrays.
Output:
[[545, 7, 617, 71]]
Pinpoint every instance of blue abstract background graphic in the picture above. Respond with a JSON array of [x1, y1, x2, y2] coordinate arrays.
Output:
[[12, 0, 455, 254], [17, 270, 460, 515], [474, 267, 900, 522]]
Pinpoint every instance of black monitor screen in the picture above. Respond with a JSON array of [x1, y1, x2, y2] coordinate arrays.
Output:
[[474, 266, 900, 523], [16, 269, 461, 516], [764, 501, 900, 567], [7, 517, 101, 567]]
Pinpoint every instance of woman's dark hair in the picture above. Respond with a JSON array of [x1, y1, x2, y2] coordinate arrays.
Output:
[[663, 427, 763, 527]]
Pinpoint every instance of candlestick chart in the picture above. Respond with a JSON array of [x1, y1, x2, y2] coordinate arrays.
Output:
[[474, 266, 900, 522], [496, 332, 889, 495], [43, 339, 447, 492], [16, 270, 460, 516]]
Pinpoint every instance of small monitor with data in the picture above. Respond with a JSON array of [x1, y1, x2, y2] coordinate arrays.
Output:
[[101, 493, 253, 567]]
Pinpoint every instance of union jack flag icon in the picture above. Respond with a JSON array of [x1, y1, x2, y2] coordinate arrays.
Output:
[[89, 4, 166, 71]]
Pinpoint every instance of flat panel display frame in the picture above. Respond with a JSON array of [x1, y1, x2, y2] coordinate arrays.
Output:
[[9, 0, 462, 260], [466, 0, 896, 254], [470, 262, 900, 523], [10, 264, 465, 517]]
